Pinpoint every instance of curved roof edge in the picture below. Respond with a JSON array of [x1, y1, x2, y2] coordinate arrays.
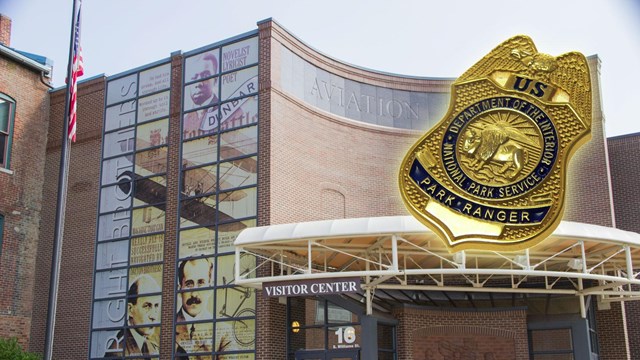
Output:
[[262, 18, 455, 83], [235, 215, 640, 248]]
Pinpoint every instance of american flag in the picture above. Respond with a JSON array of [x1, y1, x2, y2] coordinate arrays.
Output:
[[68, 1, 84, 142]]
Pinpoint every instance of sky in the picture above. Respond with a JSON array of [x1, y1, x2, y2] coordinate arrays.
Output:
[[1, 0, 639, 137]]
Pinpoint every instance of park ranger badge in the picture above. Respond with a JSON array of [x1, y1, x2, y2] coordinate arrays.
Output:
[[399, 36, 592, 251]]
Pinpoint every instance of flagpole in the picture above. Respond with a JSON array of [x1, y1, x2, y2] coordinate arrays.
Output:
[[44, 0, 80, 359]]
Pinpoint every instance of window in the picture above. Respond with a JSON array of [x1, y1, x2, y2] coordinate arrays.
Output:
[[587, 299, 600, 356], [0, 94, 16, 169], [528, 328, 574, 359], [288, 298, 361, 358], [378, 323, 397, 360]]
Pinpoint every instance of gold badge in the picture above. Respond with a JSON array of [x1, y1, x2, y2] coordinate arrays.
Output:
[[399, 36, 592, 251]]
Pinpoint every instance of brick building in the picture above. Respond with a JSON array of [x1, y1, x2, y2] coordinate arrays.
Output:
[[608, 132, 640, 360], [0, 14, 53, 350], [2, 15, 640, 359], [609, 133, 640, 234]]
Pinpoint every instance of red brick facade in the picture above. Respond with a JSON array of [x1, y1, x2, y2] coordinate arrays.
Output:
[[29, 76, 105, 357], [608, 133, 640, 359], [256, 20, 291, 360], [267, 21, 446, 226], [0, 15, 11, 47], [393, 307, 528, 360], [608, 133, 640, 233], [596, 302, 631, 360], [157, 52, 183, 358], [0, 47, 51, 348]]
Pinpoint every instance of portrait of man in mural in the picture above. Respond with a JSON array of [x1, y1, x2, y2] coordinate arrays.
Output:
[[188, 52, 219, 109], [177, 257, 214, 321], [104, 274, 161, 357], [183, 50, 220, 138], [175, 257, 216, 356]]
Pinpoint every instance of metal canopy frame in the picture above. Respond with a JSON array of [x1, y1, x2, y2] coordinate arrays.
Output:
[[234, 216, 640, 317]]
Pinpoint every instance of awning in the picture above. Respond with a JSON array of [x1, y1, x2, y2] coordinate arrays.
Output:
[[234, 216, 640, 316]]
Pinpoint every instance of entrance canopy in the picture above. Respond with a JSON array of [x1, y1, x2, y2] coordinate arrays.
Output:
[[234, 216, 640, 316]]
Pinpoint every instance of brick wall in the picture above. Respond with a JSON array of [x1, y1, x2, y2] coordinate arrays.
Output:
[[393, 307, 528, 360], [624, 294, 640, 360], [607, 133, 640, 233], [257, 19, 272, 229], [0, 14, 11, 47], [29, 76, 105, 357], [158, 52, 183, 358], [255, 20, 290, 360], [268, 89, 416, 225], [608, 133, 640, 359], [256, 296, 287, 359], [0, 54, 51, 350], [596, 302, 631, 360], [265, 20, 449, 226]]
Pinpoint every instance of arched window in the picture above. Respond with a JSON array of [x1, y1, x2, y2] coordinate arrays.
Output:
[[0, 93, 16, 169]]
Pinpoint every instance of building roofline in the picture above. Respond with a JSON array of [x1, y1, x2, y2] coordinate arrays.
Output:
[[262, 18, 455, 82], [0, 43, 52, 76], [608, 131, 640, 141], [182, 29, 260, 58], [49, 73, 106, 93]]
